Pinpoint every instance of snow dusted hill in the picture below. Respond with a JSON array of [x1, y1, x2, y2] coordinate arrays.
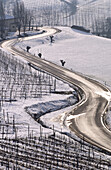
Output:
[[17, 27, 111, 86], [78, 0, 111, 15], [4, 0, 111, 18], [14, 26, 111, 140], [4, 0, 111, 30], [21, 0, 111, 29], [22, 0, 111, 12], [22, 0, 108, 7], [15, 26, 111, 137]]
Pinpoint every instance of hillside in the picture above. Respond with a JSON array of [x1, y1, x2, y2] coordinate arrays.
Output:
[[1, 0, 111, 168], [0, 26, 111, 169], [16, 26, 111, 131], [4, 0, 111, 32], [17, 27, 111, 86], [22, 0, 111, 30], [22, 0, 111, 13]]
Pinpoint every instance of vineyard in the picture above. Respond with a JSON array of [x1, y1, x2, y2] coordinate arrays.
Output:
[[0, 0, 111, 168], [0, 48, 111, 169], [0, 130, 110, 169], [0, 49, 56, 101], [0, 48, 57, 139]]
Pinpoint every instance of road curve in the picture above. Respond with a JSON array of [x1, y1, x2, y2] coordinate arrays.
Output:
[[1, 27, 111, 153]]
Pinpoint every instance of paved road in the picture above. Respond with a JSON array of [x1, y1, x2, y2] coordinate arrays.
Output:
[[1, 27, 111, 152]]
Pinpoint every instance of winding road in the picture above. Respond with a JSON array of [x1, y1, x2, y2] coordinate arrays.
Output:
[[1, 27, 111, 153]]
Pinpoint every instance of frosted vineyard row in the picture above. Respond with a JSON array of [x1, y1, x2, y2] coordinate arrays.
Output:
[[0, 131, 110, 169], [0, 48, 57, 144], [0, 49, 56, 101], [0, 49, 111, 169]]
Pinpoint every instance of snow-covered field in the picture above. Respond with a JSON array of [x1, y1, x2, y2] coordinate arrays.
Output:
[[15, 26, 111, 131], [17, 27, 111, 85]]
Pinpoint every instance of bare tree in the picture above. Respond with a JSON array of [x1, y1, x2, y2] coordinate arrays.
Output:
[[0, 0, 5, 39], [13, 0, 24, 36], [40, 6, 53, 26], [22, 9, 28, 34], [27, 10, 34, 31], [105, 17, 111, 38], [91, 17, 111, 38], [13, 0, 34, 35]]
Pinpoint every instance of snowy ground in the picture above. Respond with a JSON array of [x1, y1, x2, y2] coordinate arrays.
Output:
[[1, 28, 78, 139], [17, 27, 111, 86], [16, 26, 111, 131], [0, 75, 77, 139], [1, 26, 111, 139]]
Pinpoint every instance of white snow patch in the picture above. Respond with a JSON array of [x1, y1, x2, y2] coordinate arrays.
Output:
[[95, 91, 111, 101], [67, 112, 86, 120], [66, 112, 86, 127]]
